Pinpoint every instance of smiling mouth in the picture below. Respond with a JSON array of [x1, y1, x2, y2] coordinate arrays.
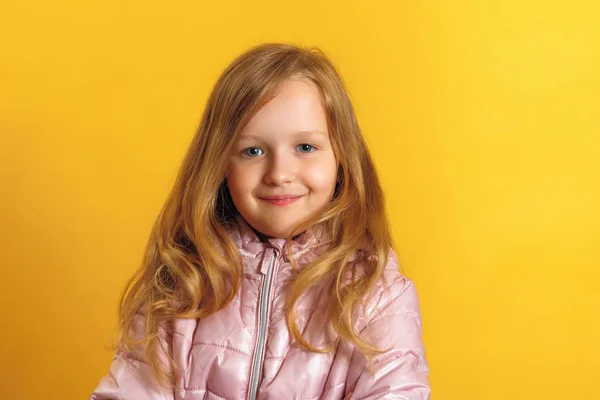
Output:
[[260, 195, 304, 206]]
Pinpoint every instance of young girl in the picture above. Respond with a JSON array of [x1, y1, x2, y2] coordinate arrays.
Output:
[[91, 42, 430, 400]]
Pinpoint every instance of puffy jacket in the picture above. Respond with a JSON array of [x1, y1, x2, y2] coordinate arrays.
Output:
[[90, 215, 430, 399]]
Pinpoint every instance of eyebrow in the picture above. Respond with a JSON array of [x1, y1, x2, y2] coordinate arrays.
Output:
[[237, 130, 328, 140]]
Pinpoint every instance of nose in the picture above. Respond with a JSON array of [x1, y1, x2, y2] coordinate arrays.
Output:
[[263, 150, 296, 186]]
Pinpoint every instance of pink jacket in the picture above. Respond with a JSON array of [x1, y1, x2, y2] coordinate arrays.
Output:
[[90, 216, 430, 399]]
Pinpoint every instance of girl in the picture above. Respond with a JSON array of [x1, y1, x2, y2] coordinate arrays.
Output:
[[91, 42, 430, 400]]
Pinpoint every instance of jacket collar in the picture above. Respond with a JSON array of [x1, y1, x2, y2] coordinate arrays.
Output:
[[229, 214, 328, 260]]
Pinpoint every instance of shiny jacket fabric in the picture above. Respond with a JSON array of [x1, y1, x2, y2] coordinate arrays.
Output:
[[90, 216, 430, 399]]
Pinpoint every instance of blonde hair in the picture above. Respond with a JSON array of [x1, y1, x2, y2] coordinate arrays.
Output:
[[117, 42, 396, 388]]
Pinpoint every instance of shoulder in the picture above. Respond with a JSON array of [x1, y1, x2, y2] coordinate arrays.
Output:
[[356, 248, 423, 331]]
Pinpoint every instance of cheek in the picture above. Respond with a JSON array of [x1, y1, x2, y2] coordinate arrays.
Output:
[[306, 159, 338, 192], [227, 165, 256, 197], [226, 169, 245, 198]]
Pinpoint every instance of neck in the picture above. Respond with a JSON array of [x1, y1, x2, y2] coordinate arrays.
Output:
[[252, 226, 304, 243]]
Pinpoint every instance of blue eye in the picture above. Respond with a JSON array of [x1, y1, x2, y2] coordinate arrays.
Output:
[[242, 147, 263, 157], [297, 144, 315, 153]]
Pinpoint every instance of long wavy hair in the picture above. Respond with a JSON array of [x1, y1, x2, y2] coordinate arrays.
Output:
[[116, 42, 396, 388]]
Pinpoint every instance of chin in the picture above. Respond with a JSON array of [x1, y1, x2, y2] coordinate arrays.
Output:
[[255, 224, 294, 239]]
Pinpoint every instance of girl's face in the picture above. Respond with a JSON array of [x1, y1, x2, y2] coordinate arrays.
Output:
[[226, 78, 338, 239]]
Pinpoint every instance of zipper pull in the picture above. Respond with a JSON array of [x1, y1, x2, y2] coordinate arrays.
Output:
[[259, 248, 276, 275]]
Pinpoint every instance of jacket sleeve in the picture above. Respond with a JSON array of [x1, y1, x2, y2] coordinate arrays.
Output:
[[89, 312, 175, 400], [345, 253, 431, 400]]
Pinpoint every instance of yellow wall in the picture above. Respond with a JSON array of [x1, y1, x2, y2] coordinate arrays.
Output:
[[1, 1, 598, 399]]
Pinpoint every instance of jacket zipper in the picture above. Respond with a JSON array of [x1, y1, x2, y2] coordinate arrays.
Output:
[[248, 250, 276, 400]]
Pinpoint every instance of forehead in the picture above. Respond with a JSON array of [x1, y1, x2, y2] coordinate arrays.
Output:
[[237, 78, 329, 140]]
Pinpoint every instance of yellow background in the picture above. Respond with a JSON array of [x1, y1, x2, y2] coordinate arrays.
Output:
[[1, 1, 598, 399]]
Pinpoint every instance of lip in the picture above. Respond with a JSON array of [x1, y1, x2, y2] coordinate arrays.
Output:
[[260, 195, 304, 206]]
